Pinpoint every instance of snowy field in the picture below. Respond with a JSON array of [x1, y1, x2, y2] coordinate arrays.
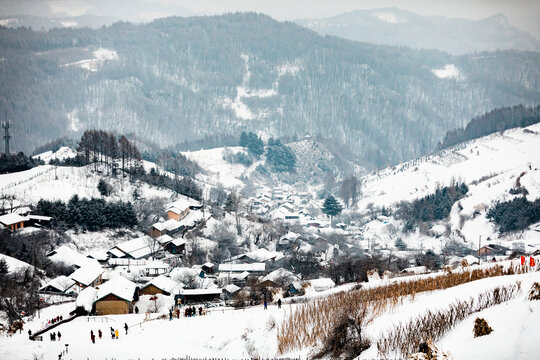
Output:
[[1, 262, 538, 360]]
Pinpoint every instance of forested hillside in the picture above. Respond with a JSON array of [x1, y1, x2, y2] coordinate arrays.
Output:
[[440, 104, 540, 149], [1, 13, 539, 167]]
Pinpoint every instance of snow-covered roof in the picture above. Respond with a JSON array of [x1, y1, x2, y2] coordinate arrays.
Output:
[[156, 234, 173, 245], [180, 288, 222, 296], [461, 255, 480, 265], [0, 254, 32, 274], [47, 245, 94, 268], [70, 260, 104, 286], [218, 263, 266, 272], [86, 250, 109, 261], [76, 287, 97, 312], [223, 284, 241, 294], [108, 248, 126, 258], [261, 268, 298, 284], [202, 262, 214, 268], [167, 198, 191, 214], [144, 275, 182, 294], [112, 236, 157, 259], [27, 214, 52, 221], [152, 219, 183, 232], [95, 275, 137, 302], [237, 249, 284, 263], [307, 278, 335, 291], [0, 213, 29, 226], [171, 238, 187, 247], [280, 231, 300, 242], [39, 275, 75, 293], [401, 265, 427, 274]]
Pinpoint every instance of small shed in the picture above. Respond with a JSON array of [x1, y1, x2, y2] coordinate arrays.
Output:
[[165, 238, 186, 255], [94, 276, 137, 315], [202, 262, 215, 274], [26, 214, 52, 228]]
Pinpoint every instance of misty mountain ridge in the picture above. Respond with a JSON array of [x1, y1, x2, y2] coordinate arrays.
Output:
[[1, 13, 539, 169], [296, 7, 540, 55]]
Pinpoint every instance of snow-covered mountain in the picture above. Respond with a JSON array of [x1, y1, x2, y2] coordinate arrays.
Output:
[[296, 8, 540, 55]]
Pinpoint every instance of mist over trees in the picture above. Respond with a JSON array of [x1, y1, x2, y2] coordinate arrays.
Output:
[[1, 13, 539, 169]]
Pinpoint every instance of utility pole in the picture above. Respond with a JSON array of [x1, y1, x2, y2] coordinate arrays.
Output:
[[478, 235, 481, 264], [2, 117, 11, 155]]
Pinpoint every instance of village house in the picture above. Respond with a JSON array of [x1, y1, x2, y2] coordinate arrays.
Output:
[[38, 275, 76, 295], [166, 197, 203, 221], [69, 260, 104, 289], [94, 276, 138, 315], [139, 275, 182, 296], [108, 236, 160, 260], [0, 213, 28, 231], [177, 288, 222, 305], [47, 245, 96, 269], [143, 260, 170, 277], [148, 219, 184, 238], [165, 238, 187, 255], [478, 244, 511, 257]]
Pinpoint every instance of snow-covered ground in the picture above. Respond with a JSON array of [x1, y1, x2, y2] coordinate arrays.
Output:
[[0, 163, 173, 204], [183, 147, 248, 188], [1, 263, 538, 359]]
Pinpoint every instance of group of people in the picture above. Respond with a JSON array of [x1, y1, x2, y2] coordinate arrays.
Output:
[[263, 298, 282, 310], [49, 331, 61, 341], [167, 306, 204, 320], [48, 316, 63, 326], [90, 324, 128, 343]]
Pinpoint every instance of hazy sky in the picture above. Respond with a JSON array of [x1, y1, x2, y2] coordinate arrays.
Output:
[[1, 0, 539, 39]]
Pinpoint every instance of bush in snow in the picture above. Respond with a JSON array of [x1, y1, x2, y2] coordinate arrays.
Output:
[[97, 178, 113, 196], [528, 282, 540, 301], [314, 310, 370, 359], [473, 317, 493, 337]]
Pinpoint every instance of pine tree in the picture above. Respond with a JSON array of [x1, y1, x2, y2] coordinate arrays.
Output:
[[239, 131, 249, 147], [322, 195, 343, 220], [0, 258, 9, 275]]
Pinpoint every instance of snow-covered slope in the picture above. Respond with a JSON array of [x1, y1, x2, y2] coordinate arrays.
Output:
[[356, 123, 540, 251], [0, 162, 173, 204], [34, 146, 77, 163], [183, 147, 248, 188]]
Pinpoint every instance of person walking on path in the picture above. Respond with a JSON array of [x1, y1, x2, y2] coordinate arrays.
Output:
[[277, 298, 282, 309], [110, 327, 115, 339], [98, 329, 102, 339], [169, 309, 173, 320], [115, 329, 119, 339], [90, 330, 95, 344], [264, 300, 267, 310], [57, 331, 61, 341], [124, 323, 128, 335]]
